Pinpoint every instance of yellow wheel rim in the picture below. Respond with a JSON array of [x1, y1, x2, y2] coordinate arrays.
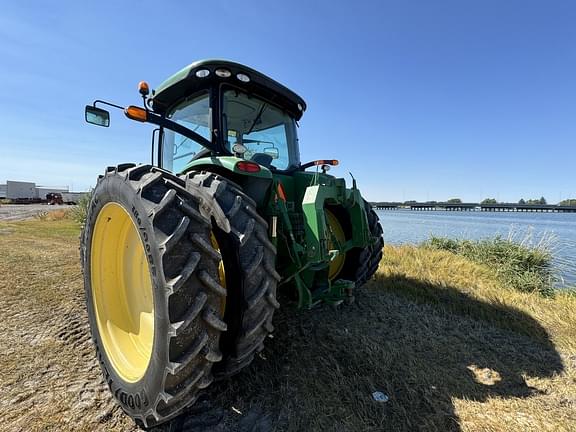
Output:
[[90, 202, 154, 383], [211, 233, 226, 315], [326, 209, 346, 281]]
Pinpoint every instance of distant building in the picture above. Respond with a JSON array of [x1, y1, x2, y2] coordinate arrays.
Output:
[[0, 180, 70, 200]]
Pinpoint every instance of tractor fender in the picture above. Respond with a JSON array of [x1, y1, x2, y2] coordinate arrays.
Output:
[[182, 156, 274, 206], [301, 183, 370, 264], [182, 156, 273, 180]]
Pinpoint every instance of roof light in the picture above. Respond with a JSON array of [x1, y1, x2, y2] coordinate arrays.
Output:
[[215, 68, 231, 78], [195, 69, 210, 78], [236, 73, 250, 83], [138, 81, 150, 96], [236, 161, 261, 173]]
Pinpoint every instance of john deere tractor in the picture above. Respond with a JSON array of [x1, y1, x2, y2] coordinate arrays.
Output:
[[82, 59, 383, 428]]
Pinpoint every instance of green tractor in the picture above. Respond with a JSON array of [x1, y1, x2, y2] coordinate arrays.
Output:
[[82, 60, 383, 428]]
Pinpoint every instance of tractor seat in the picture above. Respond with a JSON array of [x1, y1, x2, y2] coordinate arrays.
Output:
[[251, 153, 273, 168]]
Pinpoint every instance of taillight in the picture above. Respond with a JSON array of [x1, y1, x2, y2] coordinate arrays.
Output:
[[236, 161, 261, 173]]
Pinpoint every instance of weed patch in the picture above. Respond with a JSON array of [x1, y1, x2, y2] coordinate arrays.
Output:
[[424, 235, 555, 295]]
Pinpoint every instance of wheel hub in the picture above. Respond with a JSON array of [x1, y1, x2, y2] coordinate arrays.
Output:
[[326, 210, 346, 281], [90, 202, 154, 383]]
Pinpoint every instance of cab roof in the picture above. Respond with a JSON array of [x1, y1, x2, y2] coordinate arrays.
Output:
[[151, 59, 307, 120]]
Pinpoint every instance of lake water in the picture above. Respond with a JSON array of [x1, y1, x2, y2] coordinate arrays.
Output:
[[376, 210, 576, 288]]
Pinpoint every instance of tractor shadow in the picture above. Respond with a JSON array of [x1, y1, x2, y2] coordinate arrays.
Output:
[[153, 275, 564, 431]]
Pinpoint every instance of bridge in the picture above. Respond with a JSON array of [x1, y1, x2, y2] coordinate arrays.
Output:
[[372, 202, 576, 213]]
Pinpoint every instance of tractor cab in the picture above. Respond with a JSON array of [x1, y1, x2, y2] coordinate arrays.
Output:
[[150, 60, 305, 174], [85, 59, 339, 178]]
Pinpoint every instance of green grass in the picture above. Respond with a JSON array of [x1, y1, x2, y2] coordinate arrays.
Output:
[[1, 217, 80, 239], [69, 190, 92, 225], [423, 235, 556, 295]]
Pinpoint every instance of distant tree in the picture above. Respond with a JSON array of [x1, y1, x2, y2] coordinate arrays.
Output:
[[518, 198, 526, 205], [404, 200, 417, 205], [560, 198, 576, 206], [481, 198, 498, 204], [447, 198, 462, 204], [525, 197, 547, 205]]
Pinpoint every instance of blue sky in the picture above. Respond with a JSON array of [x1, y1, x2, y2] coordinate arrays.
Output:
[[1, 0, 574, 202]]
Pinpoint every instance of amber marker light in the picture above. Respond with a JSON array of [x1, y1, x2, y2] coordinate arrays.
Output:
[[315, 159, 339, 166], [124, 106, 148, 122], [277, 183, 287, 201]]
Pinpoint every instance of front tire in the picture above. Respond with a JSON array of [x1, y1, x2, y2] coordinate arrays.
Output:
[[81, 164, 227, 429], [340, 200, 384, 286]]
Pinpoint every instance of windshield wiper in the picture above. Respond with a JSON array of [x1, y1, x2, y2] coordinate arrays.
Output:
[[174, 125, 203, 153], [246, 103, 267, 135]]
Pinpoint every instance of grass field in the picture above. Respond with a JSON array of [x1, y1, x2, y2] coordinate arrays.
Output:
[[0, 218, 574, 431]]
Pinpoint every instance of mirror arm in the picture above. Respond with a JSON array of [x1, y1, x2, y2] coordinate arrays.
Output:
[[88, 100, 217, 153], [92, 100, 125, 111]]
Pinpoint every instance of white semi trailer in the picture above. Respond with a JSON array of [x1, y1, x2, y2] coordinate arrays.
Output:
[[6, 181, 37, 199]]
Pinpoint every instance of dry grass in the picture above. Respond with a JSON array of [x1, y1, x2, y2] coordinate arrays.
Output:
[[0, 220, 574, 432], [0, 219, 134, 432], [380, 244, 576, 353], [34, 208, 73, 221]]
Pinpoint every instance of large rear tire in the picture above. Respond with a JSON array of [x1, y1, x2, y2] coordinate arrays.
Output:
[[185, 172, 280, 378], [81, 164, 227, 429]]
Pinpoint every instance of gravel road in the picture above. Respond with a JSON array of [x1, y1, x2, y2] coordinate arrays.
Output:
[[0, 204, 75, 221]]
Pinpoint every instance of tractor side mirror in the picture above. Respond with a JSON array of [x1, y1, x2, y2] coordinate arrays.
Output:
[[85, 105, 110, 127], [263, 147, 279, 159]]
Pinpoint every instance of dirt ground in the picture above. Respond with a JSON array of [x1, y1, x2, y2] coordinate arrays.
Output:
[[0, 204, 75, 221], [0, 219, 574, 432]]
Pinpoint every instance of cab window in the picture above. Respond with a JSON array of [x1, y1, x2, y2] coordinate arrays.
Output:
[[222, 89, 299, 170], [162, 92, 210, 173]]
